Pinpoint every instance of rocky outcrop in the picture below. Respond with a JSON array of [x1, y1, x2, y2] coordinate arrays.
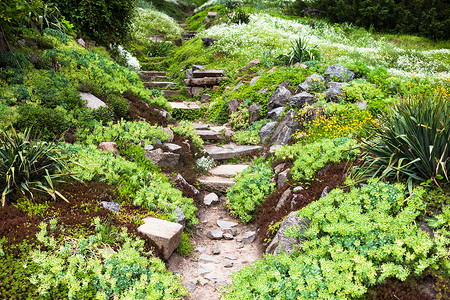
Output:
[[267, 85, 292, 111], [145, 148, 179, 168], [324, 64, 355, 82], [288, 92, 316, 108], [259, 121, 277, 144], [269, 109, 300, 145]]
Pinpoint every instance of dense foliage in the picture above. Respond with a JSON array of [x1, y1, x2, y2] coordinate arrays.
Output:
[[299, 0, 450, 40], [225, 180, 450, 299]]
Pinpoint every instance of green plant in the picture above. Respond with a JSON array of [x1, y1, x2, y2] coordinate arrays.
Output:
[[227, 158, 275, 223], [147, 40, 174, 57], [0, 127, 68, 206], [230, 8, 250, 24], [232, 119, 270, 145], [196, 156, 216, 173], [357, 92, 450, 189], [176, 232, 194, 257], [280, 36, 319, 65], [169, 121, 204, 150], [224, 180, 450, 299], [30, 218, 188, 299], [276, 137, 359, 184], [14, 197, 50, 217]]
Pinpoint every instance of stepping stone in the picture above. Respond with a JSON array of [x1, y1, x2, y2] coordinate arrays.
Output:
[[163, 143, 182, 152], [80, 92, 107, 109], [184, 77, 229, 86], [162, 90, 181, 97], [205, 144, 262, 160], [169, 102, 201, 110], [182, 33, 196, 40], [199, 254, 219, 264], [197, 176, 236, 193], [209, 164, 249, 178], [217, 220, 238, 229], [138, 71, 166, 81], [137, 217, 182, 260], [192, 123, 210, 130], [225, 254, 237, 260], [242, 231, 257, 244], [144, 81, 176, 88], [204, 193, 219, 206], [193, 69, 227, 78], [196, 130, 223, 140], [207, 229, 223, 240]]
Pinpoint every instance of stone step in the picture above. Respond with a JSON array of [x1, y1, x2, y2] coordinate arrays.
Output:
[[144, 81, 177, 88], [193, 69, 227, 78], [138, 71, 166, 81], [205, 144, 262, 160], [196, 130, 223, 140], [169, 102, 201, 110], [185, 77, 228, 87], [191, 123, 210, 130], [209, 164, 250, 178], [137, 217, 182, 260], [182, 33, 196, 40], [162, 90, 182, 97], [197, 176, 236, 193]]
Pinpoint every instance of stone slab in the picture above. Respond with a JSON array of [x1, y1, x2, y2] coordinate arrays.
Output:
[[144, 81, 176, 88], [205, 144, 262, 160], [197, 130, 223, 140], [197, 176, 236, 193], [137, 217, 183, 260], [192, 123, 210, 130], [80, 92, 107, 109], [169, 102, 201, 110], [193, 69, 226, 78], [138, 71, 166, 81], [185, 77, 228, 87], [209, 164, 249, 178], [162, 90, 181, 97]]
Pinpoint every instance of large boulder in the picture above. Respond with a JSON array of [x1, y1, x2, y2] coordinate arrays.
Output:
[[288, 92, 316, 108], [145, 148, 179, 168], [227, 99, 240, 113], [266, 211, 310, 255], [269, 109, 300, 145], [267, 85, 292, 111], [324, 64, 355, 82], [259, 121, 277, 144], [267, 107, 285, 121]]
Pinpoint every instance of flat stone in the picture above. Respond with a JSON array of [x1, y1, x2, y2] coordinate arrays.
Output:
[[249, 76, 260, 86], [223, 233, 234, 240], [138, 71, 166, 81], [205, 144, 262, 160], [199, 254, 219, 264], [277, 168, 290, 188], [212, 247, 221, 255], [137, 217, 183, 260], [209, 164, 249, 178], [192, 123, 210, 130], [225, 228, 238, 236], [144, 144, 154, 151], [217, 219, 238, 229], [225, 254, 237, 260], [185, 77, 228, 86], [144, 81, 176, 88], [176, 174, 200, 196], [204, 193, 219, 206], [163, 143, 182, 152], [267, 107, 285, 121], [193, 69, 226, 78], [207, 229, 223, 240], [169, 102, 201, 110], [81, 92, 107, 109], [242, 231, 256, 244], [196, 130, 223, 140], [162, 90, 181, 97], [197, 176, 236, 193], [259, 122, 277, 144], [224, 263, 234, 268], [100, 201, 120, 213], [196, 247, 206, 253]]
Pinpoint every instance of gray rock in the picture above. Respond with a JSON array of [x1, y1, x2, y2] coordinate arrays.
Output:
[[324, 64, 355, 82], [199, 254, 219, 264], [201, 38, 217, 47], [207, 229, 223, 240], [242, 231, 256, 244], [325, 86, 345, 102], [217, 219, 238, 229], [320, 186, 331, 198], [212, 247, 221, 255], [225, 254, 237, 260], [225, 228, 238, 236], [144, 144, 154, 151], [209, 164, 249, 178], [137, 217, 183, 260], [275, 188, 291, 212], [204, 193, 219, 206], [80, 92, 107, 109], [232, 81, 244, 92], [289, 92, 316, 108], [224, 262, 234, 268], [223, 233, 234, 240], [243, 59, 261, 70], [201, 94, 212, 103], [176, 174, 200, 196], [277, 168, 290, 188], [227, 99, 240, 113], [185, 65, 206, 79], [100, 201, 120, 213], [196, 247, 206, 253], [269, 144, 282, 153], [267, 107, 285, 121], [175, 206, 186, 228], [249, 76, 260, 86], [259, 121, 277, 144], [266, 211, 310, 255], [326, 81, 349, 89], [204, 144, 262, 160], [197, 176, 236, 193], [186, 283, 196, 293], [257, 86, 268, 95], [197, 130, 224, 140], [162, 127, 174, 142], [274, 163, 286, 173], [279, 80, 292, 89], [295, 74, 325, 92], [248, 103, 263, 124], [269, 109, 300, 145], [163, 143, 182, 152], [267, 85, 292, 111], [145, 148, 179, 168]]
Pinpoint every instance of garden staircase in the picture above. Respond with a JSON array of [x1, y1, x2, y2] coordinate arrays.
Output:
[[185, 69, 228, 96]]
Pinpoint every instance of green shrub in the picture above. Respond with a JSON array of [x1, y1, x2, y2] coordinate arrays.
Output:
[[51, 0, 135, 45], [357, 92, 450, 188], [276, 137, 359, 184], [227, 159, 274, 223], [176, 232, 194, 257], [232, 119, 270, 145], [30, 218, 188, 299], [279, 35, 320, 65], [169, 121, 204, 150], [207, 98, 230, 124], [224, 180, 450, 299], [0, 128, 68, 206], [131, 8, 182, 43]]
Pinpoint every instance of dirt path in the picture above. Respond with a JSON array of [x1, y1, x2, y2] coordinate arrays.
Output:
[[168, 198, 264, 299]]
